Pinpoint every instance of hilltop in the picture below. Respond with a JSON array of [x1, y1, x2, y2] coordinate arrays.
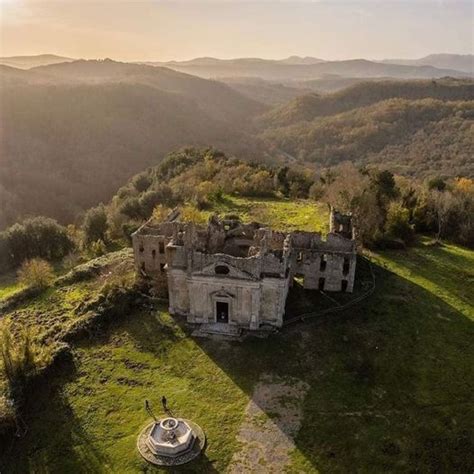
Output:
[[260, 98, 474, 177], [257, 79, 474, 177], [258, 78, 474, 127], [0, 224, 473, 472], [147, 57, 469, 81], [0, 60, 267, 229], [1, 62, 473, 230], [381, 54, 473, 75], [0, 54, 73, 69]]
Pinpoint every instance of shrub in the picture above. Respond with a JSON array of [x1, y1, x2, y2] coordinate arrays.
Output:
[[1, 325, 38, 400], [90, 240, 107, 257], [152, 205, 172, 222], [385, 202, 414, 244], [180, 204, 208, 224], [139, 185, 174, 218], [1, 217, 74, 268], [17, 258, 55, 289], [132, 173, 151, 193], [83, 204, 108, 244], [118, 197, 143, 220]]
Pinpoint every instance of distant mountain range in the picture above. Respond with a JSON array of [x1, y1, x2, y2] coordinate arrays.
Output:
[[143, 57, 470, 81], [0, 54, 73, 69], [1, 53, 471, 79], [381, 54, 473, 74], [0, 56, 473, 229]]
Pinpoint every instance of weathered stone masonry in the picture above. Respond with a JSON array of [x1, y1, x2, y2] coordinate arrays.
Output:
[[132, 210, 357, 330]]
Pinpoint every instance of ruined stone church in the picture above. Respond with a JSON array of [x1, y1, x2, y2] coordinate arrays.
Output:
[[132, 209, 357, 330]]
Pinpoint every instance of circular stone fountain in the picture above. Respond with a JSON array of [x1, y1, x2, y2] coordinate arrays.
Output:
[[137, 417, 205, 466]]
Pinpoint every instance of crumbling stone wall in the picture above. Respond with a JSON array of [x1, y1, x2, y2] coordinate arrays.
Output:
[[132, 210, 357, 329], [291, 231, 356, 292]]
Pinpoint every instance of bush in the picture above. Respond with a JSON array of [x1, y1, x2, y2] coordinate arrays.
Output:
[[17, 258, 55, 289], [139, 185, 174, 218], [132, 173, 151, 193], [83, 204, 108, 244], [385, 202, 414, 244], [1, 325, 38, 400], [1, 217, 74, 268], [90, 240, 107, 257], [152, 205, 172, 222], [118, 197, 143, 220], [180, 204, 208, 224]]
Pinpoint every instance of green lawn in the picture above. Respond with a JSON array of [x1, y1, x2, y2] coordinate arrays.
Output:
[[2, 239, 473, 473], [200, 195, 330, 233]]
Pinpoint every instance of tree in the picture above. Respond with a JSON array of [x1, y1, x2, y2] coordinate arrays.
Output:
[[275, 166, 290, 196], [180, 204, 208, 224], [83, 204, 108, 244], [17, 258, 55, 289], [132, 173, 151, 193], [430, 190, 456, 242], [118, 197, 143, 220], [324, 162, 370, 213], [427, 176, 447, 192], [385, 202, 414, 243], [2, 217, 73, 267]]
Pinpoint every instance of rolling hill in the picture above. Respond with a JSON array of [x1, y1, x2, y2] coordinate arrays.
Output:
[[146, 57, 469, 81], [0, 54, 73, 69], [221, 77, 312, 105], [258, 78, 474, 127], [1, 59, 473, 230], [260, 98, 474, 177], [381, 54, 473, 75], [0, 61, 267, 229]]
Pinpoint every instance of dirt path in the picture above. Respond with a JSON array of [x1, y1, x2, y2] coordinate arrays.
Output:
[[227, 374, 309, 473]]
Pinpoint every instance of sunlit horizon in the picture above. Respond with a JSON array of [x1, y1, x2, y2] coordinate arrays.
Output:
[[1, 1, 472, 61]]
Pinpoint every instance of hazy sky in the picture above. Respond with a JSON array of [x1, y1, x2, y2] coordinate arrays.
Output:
[[1, 1, 473, 61]]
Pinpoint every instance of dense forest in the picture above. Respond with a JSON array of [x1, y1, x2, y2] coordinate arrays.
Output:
[[0, 61, 267, 229], [258, 78, 474, 126], [0, 61, 473, 231], [260, 98, 474, 177], [2, 147, 472, 275]]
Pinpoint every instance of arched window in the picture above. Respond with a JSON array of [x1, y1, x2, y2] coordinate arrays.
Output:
[[215, 265, 230, 275]]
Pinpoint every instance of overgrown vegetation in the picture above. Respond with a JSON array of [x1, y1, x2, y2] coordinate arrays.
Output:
[[2, 66, 472, 229], [260, 98, 474, 178], [105, 148, 473, 249], [1, 240, 472, 473], [0, 216, 74, 271], [0, 249, 137, 441], [17, 258, 55, 290]]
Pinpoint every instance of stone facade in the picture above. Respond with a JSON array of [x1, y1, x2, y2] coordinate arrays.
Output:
[[132, 209, 357, 330]]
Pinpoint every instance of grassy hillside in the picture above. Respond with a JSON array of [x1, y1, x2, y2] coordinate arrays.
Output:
[[1, 232, 473, 472], [260, 98, 474, 178]]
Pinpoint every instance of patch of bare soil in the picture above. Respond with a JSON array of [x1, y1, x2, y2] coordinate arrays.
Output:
[[227, 374, 309, 473]]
